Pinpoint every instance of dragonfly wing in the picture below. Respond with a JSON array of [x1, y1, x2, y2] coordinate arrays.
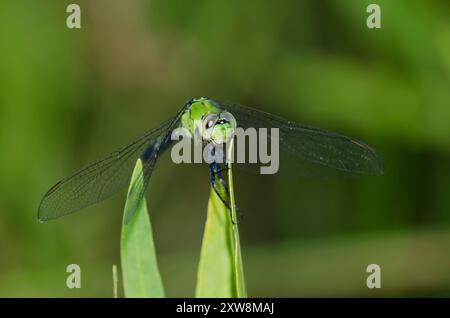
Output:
[[122, 135, 173, 223], [38, 118, 174, 221], [215, 101, 383, 175]]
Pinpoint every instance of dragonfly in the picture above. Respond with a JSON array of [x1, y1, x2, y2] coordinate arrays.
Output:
[[38, 97, 383, 222]]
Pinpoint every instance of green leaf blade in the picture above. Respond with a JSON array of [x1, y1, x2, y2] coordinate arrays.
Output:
[[195, 159, 247, 298], [120, 159, 165, 298], [228, 160, 247, 298], [195, 187, 235, 297]]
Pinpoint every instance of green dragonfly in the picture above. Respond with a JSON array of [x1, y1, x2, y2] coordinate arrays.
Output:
[[38, 97, 383, 221]]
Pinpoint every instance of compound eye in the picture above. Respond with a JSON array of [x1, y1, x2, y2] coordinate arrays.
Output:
[[206, 120, 215, 128], [220, 112, 237, 129], [204, 114, 218, 128], [202, 113, 219, 139]]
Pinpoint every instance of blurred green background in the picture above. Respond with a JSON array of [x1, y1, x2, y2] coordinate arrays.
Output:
[[0, 0, 450, 297]]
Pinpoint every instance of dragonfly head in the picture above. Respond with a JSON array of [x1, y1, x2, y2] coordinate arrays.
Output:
[[182, 98, 237, 144]]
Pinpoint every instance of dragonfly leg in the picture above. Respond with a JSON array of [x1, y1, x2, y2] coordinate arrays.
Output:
[[215, 164, 239, 225], [209, 163, 229, 205], [216, 164, 230, 196], [209, 163, 237, 224]]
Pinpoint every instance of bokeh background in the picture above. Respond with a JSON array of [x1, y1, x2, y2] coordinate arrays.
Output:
[[0, 0, 450, 297]]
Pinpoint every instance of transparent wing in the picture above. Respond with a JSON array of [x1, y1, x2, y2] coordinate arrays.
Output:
[[215, 101, 383, 175], [38, 118, 174, 221]]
